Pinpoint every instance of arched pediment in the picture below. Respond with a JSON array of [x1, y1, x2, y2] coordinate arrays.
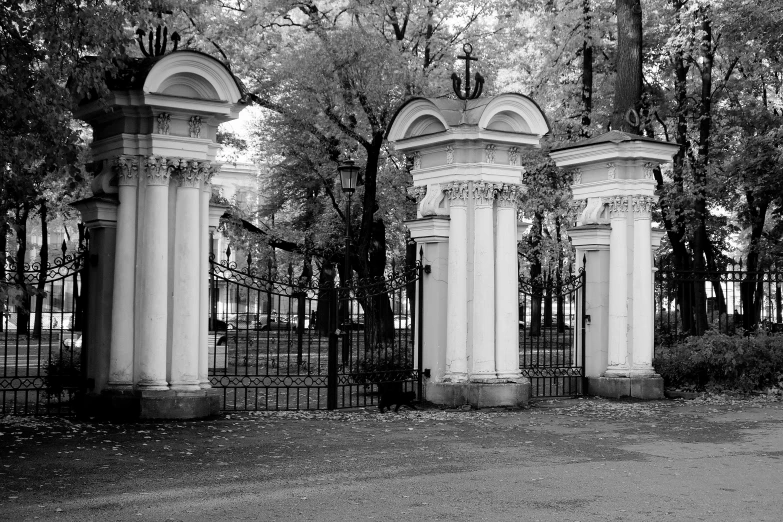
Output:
[[143, 51, 243, 103], [478, 93, 550, 136], [388, 98, 451, 141]]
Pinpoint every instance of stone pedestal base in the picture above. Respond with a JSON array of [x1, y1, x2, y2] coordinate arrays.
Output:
[[587, 375, 664, 400], [76, 388, 221, 421], [425, 380, 531, 408]]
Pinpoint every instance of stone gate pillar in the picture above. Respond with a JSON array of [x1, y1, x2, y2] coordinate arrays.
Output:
[[71, 50, 247, 419], [390, 94, 550, 408], [550, 131, 679, 399]]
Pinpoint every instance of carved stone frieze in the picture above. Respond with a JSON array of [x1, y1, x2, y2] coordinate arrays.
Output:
[[157, 113, 170, 135], [607, 162, 616, 180], [508, 147, 519, 166], [445, 145, 454, 165], [572, 167, 582, 185], [413, 151, 422, 170], [114, 155, 139, 186], [485, 144, 496, 164], [607, 195, 629, 217], [189, 116, 202, 138], [419, 183, 450, 216]]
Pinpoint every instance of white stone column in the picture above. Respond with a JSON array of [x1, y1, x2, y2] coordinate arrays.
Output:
[[471, 181, 497, 380], [169, 160, 205, 391], [631, 195, 656, 374], [445, 182, 469, 380], [137, 156, 172, 390], [107, 156, 138, 389], [606, 196, 630, 375], [198, 168, 215, 389], [495, 184, 522, 380]]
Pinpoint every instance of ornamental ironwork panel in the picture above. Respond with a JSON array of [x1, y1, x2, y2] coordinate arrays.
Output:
[[518, 263, 586, 398], [2, 243, 87, 416], [208, 250, 423, 411]]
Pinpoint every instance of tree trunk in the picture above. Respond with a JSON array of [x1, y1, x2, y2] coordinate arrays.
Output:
[[33, 202, 48, 339], [529, 216, 544, 337], [15, 203, 30, 335], [581, 0, 593, 136], [611, 0, 643, 133], [0, 220, 6, 333]]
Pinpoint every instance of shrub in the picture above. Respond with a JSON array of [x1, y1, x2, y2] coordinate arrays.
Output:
[[351, 344, 413, 385], [44, 345, 82, 398], [654, 331, 783, 393]]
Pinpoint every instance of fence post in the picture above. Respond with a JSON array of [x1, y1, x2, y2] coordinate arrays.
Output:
[[327, 281, 339, 410], [580, 254, 587, 395], [417, 248, 424, 401]]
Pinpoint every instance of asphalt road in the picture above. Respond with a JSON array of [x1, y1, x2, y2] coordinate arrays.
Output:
[[1, 395, 782, 521]]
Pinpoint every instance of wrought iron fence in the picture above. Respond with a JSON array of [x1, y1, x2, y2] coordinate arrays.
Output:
[[208, 251, 422, 411], [518, 262, 586, 397], [1, 243, 87, 416], [655, 262, 783, 351]]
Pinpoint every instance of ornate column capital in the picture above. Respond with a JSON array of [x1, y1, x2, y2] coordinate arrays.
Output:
[[177, 160, 209, 188], [496, 184, 519, 209], [472, 181, 497, 207], [444, 181, 470, 207], [202, 162, 221, 192], [607, 195, 629, 218], [114, 155, 139, 186], [632, 195, 655, 218], [146, 155, 173, 186]]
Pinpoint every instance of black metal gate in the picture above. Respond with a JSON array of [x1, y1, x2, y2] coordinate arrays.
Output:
[[518, 262, 586, 397], [208, 251, 422, 411], [1, 242, 87, 416]]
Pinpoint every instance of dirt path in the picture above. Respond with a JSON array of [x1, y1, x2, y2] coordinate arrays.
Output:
[[2, 395, 782, 521]]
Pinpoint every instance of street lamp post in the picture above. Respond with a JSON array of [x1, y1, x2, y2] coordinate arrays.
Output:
[[337, 160, 360, 366]]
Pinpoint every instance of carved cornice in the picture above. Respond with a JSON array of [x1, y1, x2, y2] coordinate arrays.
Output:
[[444, 181, 470, 206], [632, 195, 655, 217], [146, 155, 172, 186], [485, 144, 496, 164], [496, 184, 519, 208], [472, 181, 497, 206], [607, 196, 629, 217], [114, 155, 139, 186]]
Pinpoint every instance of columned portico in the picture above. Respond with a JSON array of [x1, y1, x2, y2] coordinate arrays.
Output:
[[71, 50, 247, 419], [388, 93, 551, 408], [550, 131, 679, 399]]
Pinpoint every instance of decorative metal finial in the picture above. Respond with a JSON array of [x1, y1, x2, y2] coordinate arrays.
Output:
[[136, 9, 180, 58], [451, 43, 485, 100]]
